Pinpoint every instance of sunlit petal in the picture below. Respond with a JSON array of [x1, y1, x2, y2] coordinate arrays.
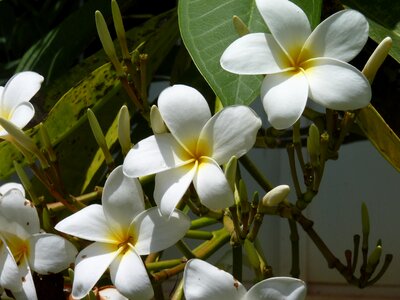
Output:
[[102, 166, 145, 238], [304, 58, 371, 110], [158, 85, 211, 153], [123, 134, 192, 178], [193, 157, 234, 210], [98, 287, 129, 300], [244, 277, 307, 300], [0, 188, 40, 235], [133, 207, 190, 254], [183, 259, 246, 300], [27, 233, 77, 275], [12, 255, 38, 300], [72, 242, 121, 299], [154, 163, 197, 217], [199, 106, 261, 165], [300, 10, 368, 62], [109, 247, 154, 300], [261, 71, 308, 129], [55, 205, 117, 243], [0, 182, 25, 197], [256, 0, 311, 61], [221, 33, 291, 74], [0, 242, 21, 291], [8, 102, 35, 130], [1, 71, 43, 114]]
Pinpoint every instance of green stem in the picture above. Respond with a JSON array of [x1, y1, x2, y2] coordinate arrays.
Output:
[[239, 155, 273, 192], [185, 230, 213, 240], [288, 219, 300, 278], [232, 243, 243, 281], [175, 240, 196, 259], [190, 217, 219, 229], [286, 145, 302, 200], [151, 228, 230, 281], [170, 278, 184, 300]]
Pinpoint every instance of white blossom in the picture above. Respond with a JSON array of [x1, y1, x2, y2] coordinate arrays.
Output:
[[221, 0, 371, 129]]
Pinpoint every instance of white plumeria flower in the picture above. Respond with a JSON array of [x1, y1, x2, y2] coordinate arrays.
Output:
[[0, 183, 77, 300], [221, 0, 371, 129], [55, 166, 191, 299], [0, 72, 43, 138], [123, 84, 261, 216], [184, 259, 307, 300]]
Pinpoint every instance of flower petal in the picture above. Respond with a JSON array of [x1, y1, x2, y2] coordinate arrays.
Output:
[[27, 233, 77, 275], [0, 242, 21, 291], [220, 33, 291, 74], [109, 247, 153, 299], [261, 71, 308, 129], [102, 166, 145, 238], [157, 85, 211, 153], [12, 256, 38, 300], [154, 163, 197, 217], [244, 277, 307, 300], [98, 287, 129, 300], [256, 0, 311, 61], [8, 102, 35, 130], [133, 207, 190, 254], [193, 157, 234, 210], [300, 10, 368, 62], [72, 242, 121, 299], [0, 182, 25, 197], [199, 106, 261, 165], [1, 72, 43, 114], [55, 205, 117, 243], [0, 188, 40, 235], [304, 58, 371, 110], [123, 134, 192, 178], [183, 259, 246, 300]]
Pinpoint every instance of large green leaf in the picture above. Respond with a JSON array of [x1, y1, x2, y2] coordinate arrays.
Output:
[[356, 104, 400, 172], [342, 0, 400, 63], [178, 0, 322, 106]]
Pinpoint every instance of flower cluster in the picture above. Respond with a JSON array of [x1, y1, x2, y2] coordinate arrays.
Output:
[[0, 0, 382, 298], [0, 183, 77, 299]]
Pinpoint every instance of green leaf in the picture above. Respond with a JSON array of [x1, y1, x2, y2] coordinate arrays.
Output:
[[15, 0, 112, 81], [342, 0, 400, 63], [356, 104, 400, 172], [178, 0, 322, 106]]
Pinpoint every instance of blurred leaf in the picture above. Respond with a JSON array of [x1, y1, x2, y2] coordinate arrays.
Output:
[[356, 104, 400, 172], [342, 0, 400, 63], [178, 0, 322, 106], [15, 0, 112, 81]]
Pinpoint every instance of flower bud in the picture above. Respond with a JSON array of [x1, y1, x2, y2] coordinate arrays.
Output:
[[87, 109, 113, 165], [111, 0, 130, 60], [307, 123, 320, 168], [118, 105, 132, 156], [262, 185, 290, 206], [232, 15, 249, 37], [362, 37, 392, 83], [224, 156, 237, 192], [95, 10, 124, 76], [366, 245, 382, 273], [150, 105, 168, 134]]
